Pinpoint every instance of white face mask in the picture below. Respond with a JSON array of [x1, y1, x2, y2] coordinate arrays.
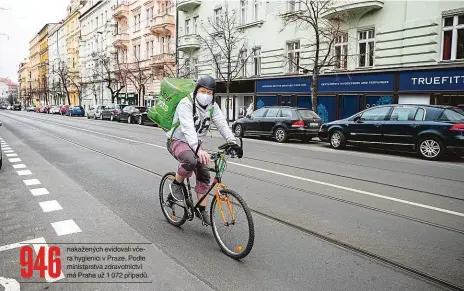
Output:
[[196, 93, 213, 106]]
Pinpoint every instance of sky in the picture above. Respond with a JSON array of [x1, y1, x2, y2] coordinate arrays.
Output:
[[0, 0, 70, 82]]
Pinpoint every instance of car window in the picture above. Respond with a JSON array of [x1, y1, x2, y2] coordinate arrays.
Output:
[[388, 107, 417, 121], [360, 106, 391, 121], [414, 108, 425, 121], [136, 107, 146, 113], [73, 106, 80, 109], [251, 108, 267, 118], [123, 106, 131, 112], [438, 109, 464, 121], [298, 109, 319, 119], [265, 108, 280, 118], [280, 109, 293, 118]]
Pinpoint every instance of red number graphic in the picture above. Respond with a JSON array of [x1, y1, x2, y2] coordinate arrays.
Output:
[[19, 246, 33, 278], [48, 246, 61, 278], [19, 246, 62, 278]]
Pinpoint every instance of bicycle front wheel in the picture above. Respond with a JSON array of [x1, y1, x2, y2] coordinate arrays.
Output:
[[210, 189, 255, 260], [159, 172, 188, 227]]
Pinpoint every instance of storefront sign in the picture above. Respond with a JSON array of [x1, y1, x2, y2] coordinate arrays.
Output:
[[399, 68, 464, 91], [318, 73, 394, 92], [256, 77, 311, 93]]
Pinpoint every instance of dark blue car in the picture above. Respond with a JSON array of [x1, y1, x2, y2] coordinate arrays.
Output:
[[67, 105, 85, 117], [318, 105, 464, 160]]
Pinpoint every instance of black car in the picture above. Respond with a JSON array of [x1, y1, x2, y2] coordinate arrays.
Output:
[[232, 106, 322, 143], [13, 104, 21, 111], [101, 104, 128, 121], [118, 106, 146, 124], [318, 104, 464, 160], [137, 110, 157, 126]]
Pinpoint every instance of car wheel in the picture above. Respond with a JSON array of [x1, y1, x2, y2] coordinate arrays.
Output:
[[330, 130, 346, 149], [138, 117, 143, 125], [128, 116, 132, 124], [100, 113, 103, 120], [110, 114, 114, 121], [417, 136, 444, 161], [274, 127, 288, 143], [87, 114, 90, 119], [234, 124, 243, 137], [94, 113, 97, 120]]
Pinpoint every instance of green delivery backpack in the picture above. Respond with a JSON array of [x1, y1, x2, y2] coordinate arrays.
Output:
[[147, 77, 214, 132]]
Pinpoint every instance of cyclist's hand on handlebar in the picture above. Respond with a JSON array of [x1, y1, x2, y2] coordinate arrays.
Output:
[[197, 149, 211, 164], [229, 143, 243, 158]]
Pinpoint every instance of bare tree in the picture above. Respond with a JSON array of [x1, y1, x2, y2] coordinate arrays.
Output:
[[280, 0, 346, 110], [200, 2, 254, 122], [91, 52, 126, 104], [68, 72, 84, 106], [124, 53, 153, 106], [56, 61, 72, 105]]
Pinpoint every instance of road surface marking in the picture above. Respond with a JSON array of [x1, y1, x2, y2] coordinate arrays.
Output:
[[23, 179, 40, 186], [12, 164, 26, 169], [8, 158, 21, 163], [39, 200, 63, 212], [0, 277, 20, 291], [12, 116, 464, 218], [17, 170, 32, 176], [0, 237, 65, 282], [30, 188, 49, 196], [3, 150, 14, 153], [6, 153, 17, 157], [2, 147, 12, 150], [51, 219, 82, 236]]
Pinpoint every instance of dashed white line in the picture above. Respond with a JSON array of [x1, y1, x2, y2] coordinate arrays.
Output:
[[51, 220, 82, 236], [30, 188, 49, 196], [2, 147, 12, 150], [5, 153, 17, 157], [17, 170, 32, 176], [8, 158, 21, 163], [23, 179, 41, 186], [3, 150, 14, 153], [12, 164, 26, 169], [0, 276, 20, 291], [39, 200, 63, 212]]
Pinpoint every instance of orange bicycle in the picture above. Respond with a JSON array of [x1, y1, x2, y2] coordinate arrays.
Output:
[[159, 139, 255, 259]]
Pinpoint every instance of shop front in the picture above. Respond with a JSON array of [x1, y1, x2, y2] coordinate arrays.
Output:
[[216, 80, 255, 122], [144, 94, 156, 108], [255, 76, 312, 110], [398, 68, 464, 106], [117, 93, 137, 105]]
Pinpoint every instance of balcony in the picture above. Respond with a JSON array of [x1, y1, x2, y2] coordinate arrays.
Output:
[[322, 0, 384, 19], [113, 0, 129, 19], [112, 33, 129, 48], [150, 14, 175, 35], [151, 53, 175, 67], [177, 0, 201, 12], [178, 34, 200, 52]]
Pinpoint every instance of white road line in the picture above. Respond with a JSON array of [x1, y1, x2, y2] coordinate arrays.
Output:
[[0, 277, 20, 291], [17, 170, 32, 176], [51, 220, 82, 236], [2, 147, 12, 150], [0, 237, 65, 283], [23, 179, 41, 186], [30, 188, 49, 196], [11, 115, 464, 218], [5, 153, 17, 157], [8, 158, 21, 163], [3, 150, 14, 153], [12, 164, 26, 169], [39, 200, 63, 212]]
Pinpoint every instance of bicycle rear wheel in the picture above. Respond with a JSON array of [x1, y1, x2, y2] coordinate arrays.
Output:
[[159, 172, 188, 227], [210, 189, 255, 260]]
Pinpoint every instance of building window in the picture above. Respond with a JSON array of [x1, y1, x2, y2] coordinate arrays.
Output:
[[442, 14, 464, 61], [192, 58, 199, 78], [193, 16, 199, 34], [240, 50, 247, 77], [146, 9, 150, 26], [151, 40, 154, 56], [146, 41, 150, 59], [214, 54, 221, 78], [358, 29, 375, 67], [253, 47, 261, 75], [287, 41, 300, 73], [184, 59, 191, 77], [253, 0, 260, 21], [287, 0, 303, 12], [240, 0, 247, 25], [185, 19, 190, 35], [334, 32, 348, 69], [214, 7, 222, 25]]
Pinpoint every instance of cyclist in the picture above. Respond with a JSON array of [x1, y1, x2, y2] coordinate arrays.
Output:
[[166, 75, 243, 225]]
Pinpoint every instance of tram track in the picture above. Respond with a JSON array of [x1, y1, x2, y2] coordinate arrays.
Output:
[[3, 113, 464, 291]]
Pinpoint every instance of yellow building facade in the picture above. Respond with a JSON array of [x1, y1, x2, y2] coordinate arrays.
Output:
[[38, 24, 50, 104], [18, 60, 31, 106], [29, 35, 40, 106], [64, 3, 81, 105]]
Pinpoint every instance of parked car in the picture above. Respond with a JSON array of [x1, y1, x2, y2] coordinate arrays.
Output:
[[318, 104, 464, 160], [0, 121, 2, 169], [118, 106, 146, 124], [13, 104, 22, 111], [0, 104, 7, 109], [26, 106, 36, 112], [232, 106, 322, 143], [137, 110, 157, 126], [49, 105, 61, 114], [101, 104, 128, 121], [87, 105, 106, 119], [7, 105, 12, 110], [67, 105, 85, 117]]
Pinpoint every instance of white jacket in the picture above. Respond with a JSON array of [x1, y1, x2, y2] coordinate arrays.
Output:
[[166, 94, 236, 151]]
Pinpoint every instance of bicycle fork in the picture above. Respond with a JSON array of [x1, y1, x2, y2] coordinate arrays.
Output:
[[215, 183, 236, 226]]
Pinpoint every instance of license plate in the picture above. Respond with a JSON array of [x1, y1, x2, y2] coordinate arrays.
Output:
[[310, 123, 319, 127]]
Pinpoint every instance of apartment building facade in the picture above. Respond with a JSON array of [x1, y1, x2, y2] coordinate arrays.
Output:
[[79, 0, 115, 109], [65, 0, 83, 105], [48, 22, 67, 105], [177, 0, 464, 122], [28, 34, 40, 106], [112, 0, 175, 107], [18, 60, 31, 107]]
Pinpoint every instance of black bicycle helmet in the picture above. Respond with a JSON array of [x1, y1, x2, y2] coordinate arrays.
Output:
[[194, 75, 216, 97]]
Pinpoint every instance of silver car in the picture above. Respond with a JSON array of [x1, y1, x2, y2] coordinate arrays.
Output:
[[87, 105, 106, 119]]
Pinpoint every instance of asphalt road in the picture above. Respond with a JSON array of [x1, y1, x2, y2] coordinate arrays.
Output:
[[1, 109, 463, 291]]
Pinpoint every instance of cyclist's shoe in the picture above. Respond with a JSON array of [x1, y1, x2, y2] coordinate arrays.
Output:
[[196, 210, 211, 225], [169, 182, 185, 202]]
